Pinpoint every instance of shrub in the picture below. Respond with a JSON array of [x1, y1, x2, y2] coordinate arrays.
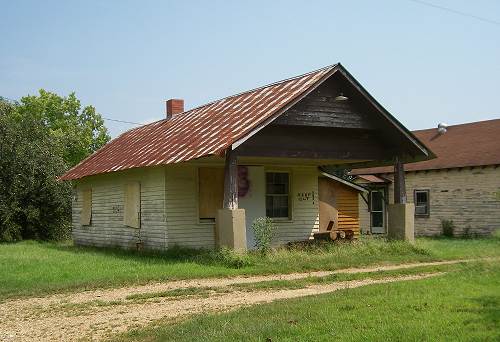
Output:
[[463, 226, 473, 239], [441, 219, 455, 237], [251, 217, 277, 254]]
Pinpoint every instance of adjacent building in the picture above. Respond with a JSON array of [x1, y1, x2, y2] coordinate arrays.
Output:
[[353, 119, 500, 237]]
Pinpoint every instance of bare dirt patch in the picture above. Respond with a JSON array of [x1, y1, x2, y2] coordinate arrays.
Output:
[[0, 273, 443, 341], [0, 258, 480, 342]]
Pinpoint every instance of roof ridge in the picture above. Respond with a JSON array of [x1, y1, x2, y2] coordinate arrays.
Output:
[[171, 63, 339, 116], [412, 117, 500, 133]]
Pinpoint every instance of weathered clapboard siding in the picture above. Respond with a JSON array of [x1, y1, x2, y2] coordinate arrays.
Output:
[[335, 186, 360, 236], [72, 167, 166, 249], [165, 165, 216, 249], [318, 178, 360, 237], [273, 76, 376, 130], [72, 162, 345, 250], [164, 164, 320, 248], [238, 125, 387, 161], [272, 167, 320, 244]]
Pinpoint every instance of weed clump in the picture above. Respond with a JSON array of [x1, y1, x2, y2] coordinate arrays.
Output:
[[251, 217, 277, 255], [441, 219, 455, 237]]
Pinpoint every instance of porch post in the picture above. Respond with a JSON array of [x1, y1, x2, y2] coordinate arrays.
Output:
[[387, 155, 414, 242], [217, 148, 247, 251], [393, 155, 407, 204], [223, 148, 238, 209]]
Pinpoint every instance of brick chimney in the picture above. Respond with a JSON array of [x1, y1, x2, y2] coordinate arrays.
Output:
[[166, 99, 184, 119]]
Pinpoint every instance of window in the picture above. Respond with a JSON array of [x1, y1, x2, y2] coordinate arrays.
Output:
[[266, 172, 290, 218], [414, 189, 430, 217], [80, 188, 92, 226], [124, 182, 141, 228], [198, 168, 224, 223]]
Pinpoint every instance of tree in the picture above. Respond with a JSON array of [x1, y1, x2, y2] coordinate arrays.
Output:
[[0, 91, 110, 241], [0, 98, 72, 241], [16, 90, 110, 167]]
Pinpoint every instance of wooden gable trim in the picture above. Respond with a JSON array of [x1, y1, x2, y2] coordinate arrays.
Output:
[[233, 63, 433, 164], [232, 65, 341, 150], [334, 66, 432, 159]]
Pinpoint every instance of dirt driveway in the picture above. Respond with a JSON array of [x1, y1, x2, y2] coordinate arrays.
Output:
[[0, 259, 471, 341]]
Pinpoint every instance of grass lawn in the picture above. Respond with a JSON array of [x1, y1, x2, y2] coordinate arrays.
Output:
[[119, 260, 500, 342], [1, 234, 499, 300]]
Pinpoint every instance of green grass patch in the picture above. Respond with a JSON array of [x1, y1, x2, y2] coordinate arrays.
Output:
[[126, 287, 219, 301], [0, 234, 499, 300], [118, 260, 500, 341], [230, 262, 470, 292], [125, 262, 480, 302]]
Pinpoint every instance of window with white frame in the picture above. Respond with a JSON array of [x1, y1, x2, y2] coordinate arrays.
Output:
[[266, 172, 290, 218], [414, 189, 430, 217]]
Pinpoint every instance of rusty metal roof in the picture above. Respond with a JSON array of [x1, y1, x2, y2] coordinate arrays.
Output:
[[61, 64, 338, 180]]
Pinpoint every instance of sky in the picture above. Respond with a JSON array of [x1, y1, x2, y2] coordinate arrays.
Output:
[[1, 0, 499, 137]]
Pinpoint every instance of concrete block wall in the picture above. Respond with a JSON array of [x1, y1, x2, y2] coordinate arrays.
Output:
[[370, 166, 500, 237]]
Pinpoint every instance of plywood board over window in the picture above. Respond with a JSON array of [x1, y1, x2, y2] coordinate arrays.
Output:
[[199, 168, 224, 222], [124, 182, 141, 228], [80, 188, 92, 226]]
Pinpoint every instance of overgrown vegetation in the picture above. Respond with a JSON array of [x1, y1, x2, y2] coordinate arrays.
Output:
[[441, 219, 455, 237], [251, 217, 277, 254], [1, 235, 499, 300], [0, 94, 109, 242]]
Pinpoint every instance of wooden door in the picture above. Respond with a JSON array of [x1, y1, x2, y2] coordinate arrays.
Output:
[[370, 190, 385, 234]]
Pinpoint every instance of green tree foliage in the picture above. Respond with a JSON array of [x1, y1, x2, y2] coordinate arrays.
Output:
[[17, 90, 110, 167], [0, 92, 110, 241], [0, 98, 72, 241]]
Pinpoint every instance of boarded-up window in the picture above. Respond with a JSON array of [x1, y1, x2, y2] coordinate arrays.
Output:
[[124, 182, 141, 228], [80, 188, 92, 226], [198, 168, 224, 222]]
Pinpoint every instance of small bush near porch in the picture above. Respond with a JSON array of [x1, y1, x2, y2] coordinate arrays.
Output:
[[0, 234, 499, 300]]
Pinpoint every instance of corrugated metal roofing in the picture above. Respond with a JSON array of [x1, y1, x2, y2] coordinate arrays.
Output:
[[61, 64, 337, 180]]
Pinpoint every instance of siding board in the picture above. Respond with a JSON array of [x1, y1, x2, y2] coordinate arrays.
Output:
[[72, 167, 166, 249]]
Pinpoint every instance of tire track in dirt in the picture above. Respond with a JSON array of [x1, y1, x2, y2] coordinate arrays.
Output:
[[2, 258, 477, 311], [0, 272, 444, 342]]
